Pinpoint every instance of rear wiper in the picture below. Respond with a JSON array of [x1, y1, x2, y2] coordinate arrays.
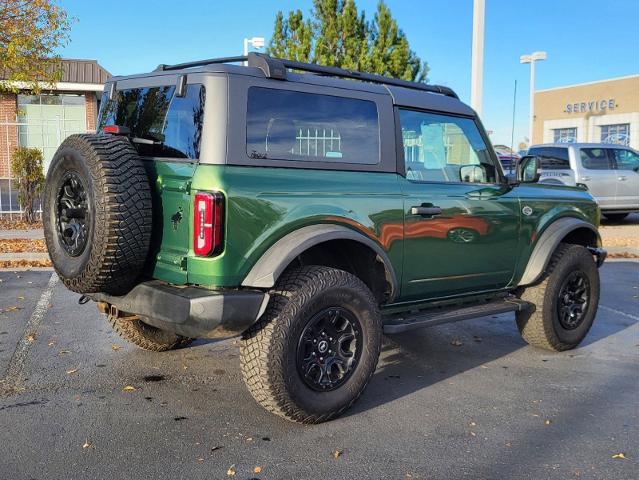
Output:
[[131, 137, 163, 145]]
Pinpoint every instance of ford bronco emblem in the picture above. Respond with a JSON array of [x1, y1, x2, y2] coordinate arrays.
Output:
[[171, 207, 183, 230], [522, 206, 533, 216]]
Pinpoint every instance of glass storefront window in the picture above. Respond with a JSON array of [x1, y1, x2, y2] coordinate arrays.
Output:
[[553, 128, 577, 143], [601, 123, 630, 146], [17, 93, 87, 172]]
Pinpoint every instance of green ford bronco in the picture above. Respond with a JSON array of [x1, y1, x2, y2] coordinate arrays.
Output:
[[43, 53, 606, 424]]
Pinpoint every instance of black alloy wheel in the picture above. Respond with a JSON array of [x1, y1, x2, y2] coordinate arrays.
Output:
[[297, 307, 362, 392], [56, 171, 90, 257]]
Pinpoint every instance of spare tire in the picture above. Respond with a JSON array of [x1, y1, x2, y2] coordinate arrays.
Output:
[[43, 134, 152, 295]]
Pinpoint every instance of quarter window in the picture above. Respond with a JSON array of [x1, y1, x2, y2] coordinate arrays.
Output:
[[98, 84, 206, 159], [398, 109, 497, 183], [580, 148, 612, 170], [553, 127, 577, 143], [601, 124, 630, 146], [246, 87, 380, 165]]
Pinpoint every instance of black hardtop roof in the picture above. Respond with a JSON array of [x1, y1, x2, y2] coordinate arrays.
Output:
[[108, 53, 475, 117]]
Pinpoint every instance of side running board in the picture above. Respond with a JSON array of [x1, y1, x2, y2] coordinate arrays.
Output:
[[382, 298, 532, 334]]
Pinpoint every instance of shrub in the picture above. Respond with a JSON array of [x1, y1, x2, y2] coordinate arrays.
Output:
[[11, 146, 45, 224]]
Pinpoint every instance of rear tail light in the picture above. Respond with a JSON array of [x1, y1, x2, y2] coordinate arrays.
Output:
[[193, 192, 224, 256]]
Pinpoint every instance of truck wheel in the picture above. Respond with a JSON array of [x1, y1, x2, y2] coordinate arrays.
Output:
[[108, 314, 194, 352], [240, 266, 381, 424], [516, 244, 600, 351], [43, 134, 152, 295], [603, 213, 628, 222]]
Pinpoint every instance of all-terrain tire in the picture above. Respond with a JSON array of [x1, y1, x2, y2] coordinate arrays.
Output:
[[603, 212, 629, 222], [108, 315, 194, 352], [516, 243, 600, 351], [240, 266, 382, 424], [43, 134, 152, 295]]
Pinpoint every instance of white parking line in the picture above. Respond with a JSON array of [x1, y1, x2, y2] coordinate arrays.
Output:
[[0, 272, 58, 394], [600, 304, 639, 322]]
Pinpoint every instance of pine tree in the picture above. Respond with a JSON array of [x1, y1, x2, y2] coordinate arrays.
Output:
[[266, 0, 428, 83]]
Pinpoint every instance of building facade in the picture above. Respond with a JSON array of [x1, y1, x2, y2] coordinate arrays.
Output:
[[0, 59, 109, 213], [533, 74, 639, 150]]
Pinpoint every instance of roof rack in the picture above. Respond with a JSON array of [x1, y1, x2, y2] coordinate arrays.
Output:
[[156, 52, 459, 99]]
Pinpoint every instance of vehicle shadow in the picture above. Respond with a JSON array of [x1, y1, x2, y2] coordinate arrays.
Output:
[[346, 314, 526, 416]]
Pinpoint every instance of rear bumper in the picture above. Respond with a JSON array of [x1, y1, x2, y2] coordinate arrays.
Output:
[[89, 281, 269, 339]]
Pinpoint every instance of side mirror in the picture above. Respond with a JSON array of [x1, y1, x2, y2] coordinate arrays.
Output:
[[518, 155, 541, 183], [459, 164, 487, 183]]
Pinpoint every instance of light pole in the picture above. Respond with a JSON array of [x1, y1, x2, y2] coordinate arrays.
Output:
[[520, 51, 547, 146], [243, 36, 265, 65], [470, 0, 485, 116]]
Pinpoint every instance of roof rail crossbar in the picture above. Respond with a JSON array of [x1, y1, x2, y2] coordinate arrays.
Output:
[[155, 52, 458, 99], [155, 56, 246, 72], [252, 53, 458, 99]]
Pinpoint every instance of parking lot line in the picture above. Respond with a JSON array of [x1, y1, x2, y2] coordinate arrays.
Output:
[[0, 272, 58, 395]]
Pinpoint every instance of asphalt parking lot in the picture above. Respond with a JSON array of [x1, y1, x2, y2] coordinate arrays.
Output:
[[0, 262, 638, 480]]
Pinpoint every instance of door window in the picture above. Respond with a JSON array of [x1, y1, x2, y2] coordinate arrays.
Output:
[[612, 149, 639, 171], [398, 110, 497, 183], [527, 147, 571, 169], [580, 148, 613, 170]]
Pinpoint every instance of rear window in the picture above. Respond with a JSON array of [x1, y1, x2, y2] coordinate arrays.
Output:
[[580, 148, 612, 170], [246, 87, 380, 165], [98, 84, 205, 159], [527, 147, 571, 169]]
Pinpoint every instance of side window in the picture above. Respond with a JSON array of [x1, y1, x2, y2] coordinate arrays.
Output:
[[612, 149, 639, 171], [98, 84, 206, 159], [398, 109, 497, 183], [580, 148, 612, 170], [527, 147, 571, 169], [246, 87, 379, 165]]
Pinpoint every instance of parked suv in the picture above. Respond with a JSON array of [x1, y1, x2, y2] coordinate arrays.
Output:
[[43, 54, 606, 423], [528, 143, 639, 221]]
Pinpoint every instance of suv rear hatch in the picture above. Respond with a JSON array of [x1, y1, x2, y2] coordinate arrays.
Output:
[[97, 82, 206, 284]]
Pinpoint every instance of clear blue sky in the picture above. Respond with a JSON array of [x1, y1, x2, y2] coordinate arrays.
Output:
[[58, 0, 639, 147]]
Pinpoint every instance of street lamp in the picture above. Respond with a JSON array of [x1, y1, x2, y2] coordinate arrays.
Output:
[[243, 36, 265, 65], [520, 51, 547, 146], [470, 0, 485, 116]]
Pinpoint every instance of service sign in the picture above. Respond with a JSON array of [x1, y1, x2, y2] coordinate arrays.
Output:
[[564, 99, 616, 113]]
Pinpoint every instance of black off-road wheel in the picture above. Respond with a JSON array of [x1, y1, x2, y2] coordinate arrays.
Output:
[[43, 134, 152, 295], [516, 243, 600, 351], [240, 266, 382, 424], [108, 315, 194, 352]]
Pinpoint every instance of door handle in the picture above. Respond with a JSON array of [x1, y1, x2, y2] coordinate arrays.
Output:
[[618, 176, 627, 181], [581, 176, 591, 181], [411, 206, 442, 216]]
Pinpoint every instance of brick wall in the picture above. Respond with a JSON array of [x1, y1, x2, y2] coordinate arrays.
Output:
[[0, 93, 18, 178], [85, 92, 96, 132]]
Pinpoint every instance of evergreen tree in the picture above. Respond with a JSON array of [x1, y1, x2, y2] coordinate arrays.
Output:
[[266, 0, 428, 83]]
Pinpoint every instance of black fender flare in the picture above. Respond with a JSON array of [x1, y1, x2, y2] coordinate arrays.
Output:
[[241, 224, 398, 301], [518, 217, 601, 286]]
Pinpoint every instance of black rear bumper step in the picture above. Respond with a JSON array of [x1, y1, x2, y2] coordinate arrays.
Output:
[[382, 298, 532, 334]]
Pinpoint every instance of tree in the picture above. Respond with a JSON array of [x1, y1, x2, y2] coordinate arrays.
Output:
[[11, 146, 45, 224], [267, 0, 428, 82], [0, 0, 72, 93]]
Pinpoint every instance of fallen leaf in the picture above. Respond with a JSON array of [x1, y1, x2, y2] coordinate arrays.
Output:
[[226, 464, 236, 476], [111, 344, 121, 351], [332, 449, 343, 459], [544, 419, 552, 425], [469, 421, 477, 426], [17, 296, 24, 300], [26, 333, 36, 342], [246, 437, 253, 442], [612, 453, 627, 460], [196, 457, 204, 463], [122, 385, 136, 392], [451, 339, 463, 347], [66, 368, 79, 375], [59, 350, 71, 355], [211, 445, 223, 452], [82, 439, 93, 449], [47, 341, 56, 347], [470, 431, 476, 437], [254, 466, 262, 474]]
